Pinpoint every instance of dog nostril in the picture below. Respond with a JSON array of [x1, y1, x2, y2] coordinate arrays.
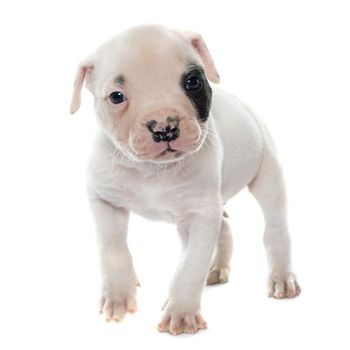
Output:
[[152, 132, 162, 143], [170, 127, 180, 141]]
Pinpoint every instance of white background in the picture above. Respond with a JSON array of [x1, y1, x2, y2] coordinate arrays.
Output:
[[0, 0, 349, 349]]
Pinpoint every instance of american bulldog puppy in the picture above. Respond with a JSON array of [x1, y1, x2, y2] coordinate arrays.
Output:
[[70, 24, 300, 335]]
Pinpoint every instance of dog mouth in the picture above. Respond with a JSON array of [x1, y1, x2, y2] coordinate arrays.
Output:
[[129, 136, 205, 162], [163, 143, 177, 153], [157, 143, 182, 158]]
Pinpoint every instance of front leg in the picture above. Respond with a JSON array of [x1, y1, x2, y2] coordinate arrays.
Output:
[[158, 206, 221, 335], [89, 196, 139, 322]]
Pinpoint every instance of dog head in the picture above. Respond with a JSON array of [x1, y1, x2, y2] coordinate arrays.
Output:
[[70, 25, 220, 163]]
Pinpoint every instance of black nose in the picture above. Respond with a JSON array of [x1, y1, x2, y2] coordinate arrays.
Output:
[[146, 121, 180, 143]]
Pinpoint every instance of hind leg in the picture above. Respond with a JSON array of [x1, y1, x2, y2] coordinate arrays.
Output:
[[249, 131, 301, 298], [207, 213, 233, 285]]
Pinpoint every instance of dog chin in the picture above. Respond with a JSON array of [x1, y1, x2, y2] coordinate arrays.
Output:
[[148, 151, 188, 164]]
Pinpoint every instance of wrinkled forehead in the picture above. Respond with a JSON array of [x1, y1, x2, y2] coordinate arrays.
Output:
[[94, 28, 202, 93]]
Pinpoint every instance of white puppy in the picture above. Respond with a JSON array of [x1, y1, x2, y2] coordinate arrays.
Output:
[[70, 24, 300, 335]]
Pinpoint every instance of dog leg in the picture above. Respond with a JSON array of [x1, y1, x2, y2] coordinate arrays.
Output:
[[89, 197, 139, 322], [158, 208, 221, 335], [207, 215, 232, 285], [249, 128, 301, 299]]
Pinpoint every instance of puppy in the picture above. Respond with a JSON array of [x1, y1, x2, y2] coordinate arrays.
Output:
[[70, 25, 300, 335]]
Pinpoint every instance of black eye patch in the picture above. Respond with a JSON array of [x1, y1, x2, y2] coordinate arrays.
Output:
[[180, 64, 212, 122]]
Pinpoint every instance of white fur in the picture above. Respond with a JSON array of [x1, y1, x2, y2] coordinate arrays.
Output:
[[71, 25, 300, 335]]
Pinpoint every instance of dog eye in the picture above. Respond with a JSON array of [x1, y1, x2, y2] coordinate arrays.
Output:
[[185, 76, 202, 91], [109, 91, 126, 104]]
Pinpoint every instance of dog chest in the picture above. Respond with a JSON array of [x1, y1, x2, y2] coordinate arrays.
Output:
[[93, 170, 189, 222]]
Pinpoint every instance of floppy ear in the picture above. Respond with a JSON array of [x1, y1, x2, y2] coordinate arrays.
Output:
[[181, 31, 220, 83], [70, 58, 94, 114]]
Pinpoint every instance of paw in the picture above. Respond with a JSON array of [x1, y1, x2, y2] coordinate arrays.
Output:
[[158, 310, 208, 335], [268, 272, 301, 299], [99, 281, 138, 322], [207, 266, 230, 285]]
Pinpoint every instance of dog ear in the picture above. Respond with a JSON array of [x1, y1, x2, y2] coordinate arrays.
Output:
[[70, 58, 94, 114], [180, 31, 220, 83]]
